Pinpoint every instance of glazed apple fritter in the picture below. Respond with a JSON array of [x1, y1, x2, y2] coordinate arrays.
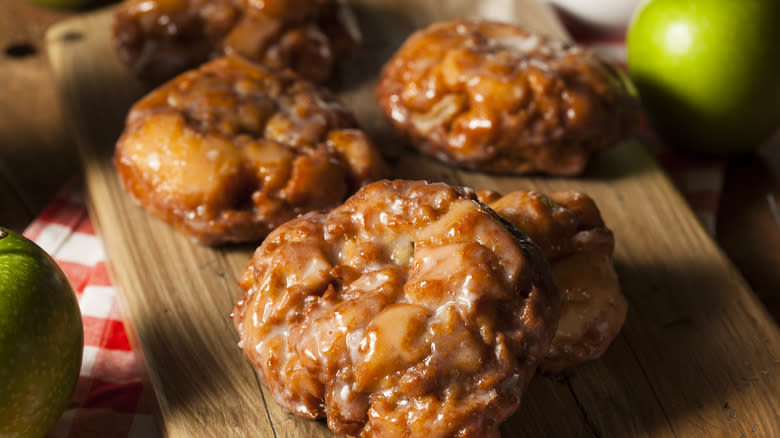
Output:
[[113, 0, 360, 83], [376, 19, 639, 176], [232, 179, 560, 438], [114, 55, 386, 245], [480, 189, 627, 373]]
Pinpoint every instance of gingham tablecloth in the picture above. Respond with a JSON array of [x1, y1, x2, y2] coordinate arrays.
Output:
[[24, 182, 160, 438], [26, 29, 724, 438]]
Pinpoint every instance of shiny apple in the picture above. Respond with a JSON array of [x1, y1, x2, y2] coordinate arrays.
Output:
[[627, 0, 780, 155], [0, 228, 83, 438]]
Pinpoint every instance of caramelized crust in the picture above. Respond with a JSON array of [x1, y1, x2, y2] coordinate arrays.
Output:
[[376, 20, 638, 175], [232, 180, 560, 437], [483, 190, 627, 373], [113, 0, 360, 83], [114, 55, 386, 245]]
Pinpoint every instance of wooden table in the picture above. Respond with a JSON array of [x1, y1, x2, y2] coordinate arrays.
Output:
[[2, 3, 779, 434], [0, 0, 77, 232]]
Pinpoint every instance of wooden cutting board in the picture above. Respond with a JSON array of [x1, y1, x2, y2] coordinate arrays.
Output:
[[46, 1, 780, 437]]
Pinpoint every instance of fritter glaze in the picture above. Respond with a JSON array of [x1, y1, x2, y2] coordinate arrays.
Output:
[[481, 190, 626, 373], [232, 179, 560, 437], [376, 20, 638, 175], [113, 0, 360, 83], [114, 55, 386, 245]]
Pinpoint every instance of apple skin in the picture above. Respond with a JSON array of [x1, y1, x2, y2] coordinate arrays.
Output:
[[0, 228, 83, 438], [627, 0, 780, 155]]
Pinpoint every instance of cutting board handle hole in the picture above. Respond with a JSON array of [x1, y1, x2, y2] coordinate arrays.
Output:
[[60, 31, 84, 43], [4, 42, 37, 59]]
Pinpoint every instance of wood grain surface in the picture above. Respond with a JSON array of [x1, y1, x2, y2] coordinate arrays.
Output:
[[0, 0, 76, 232], [46, 1, 780, 437]]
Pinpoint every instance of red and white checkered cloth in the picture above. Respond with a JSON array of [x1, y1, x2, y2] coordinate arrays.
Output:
[[27, 22, 724, 438], [23, 182, 160, 438]]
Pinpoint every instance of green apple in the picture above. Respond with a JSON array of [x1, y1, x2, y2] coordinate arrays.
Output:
[[0, 228, 83, 438], [627, 0, 780, 155]]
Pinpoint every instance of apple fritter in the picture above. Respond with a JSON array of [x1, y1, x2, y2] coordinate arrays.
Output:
[[114, 55, 386, 245], [232, 179, 560, 437], [113, 0, 360, 83], [376, 19, 638, 176], [482, 190, 627, 373]]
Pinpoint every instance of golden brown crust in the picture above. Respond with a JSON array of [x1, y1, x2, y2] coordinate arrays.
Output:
[[232, 179, 560, 437], [114, 55, 386, 245], [113, 0, 360, 83], [376, 20, 639, 176], [485, 190, 627, 373]]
